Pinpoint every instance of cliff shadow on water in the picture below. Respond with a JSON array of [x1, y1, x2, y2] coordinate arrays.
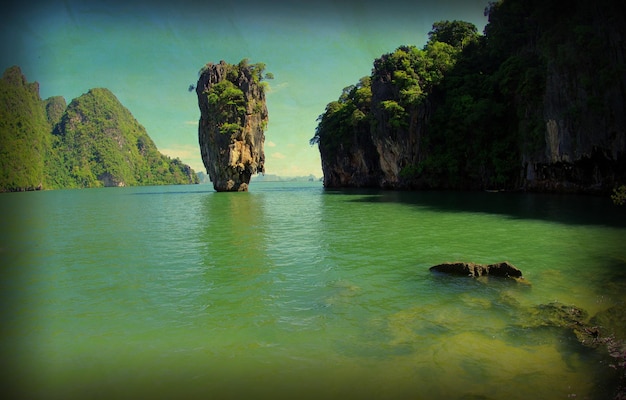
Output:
[[330, 188, 626, 297], [330, 189, 626, 228]]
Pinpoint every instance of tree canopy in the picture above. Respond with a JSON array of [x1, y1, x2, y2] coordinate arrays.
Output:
[[312, 0, 626, 193], [0, 67, 198, 191]]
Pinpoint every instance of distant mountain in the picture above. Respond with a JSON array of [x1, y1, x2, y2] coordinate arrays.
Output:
[[196, 171, 321, 183], [196, 171, 211, 184], [251, 174, 318, 182], [0, 66, 198, 191], [196, 172, 319, 184]]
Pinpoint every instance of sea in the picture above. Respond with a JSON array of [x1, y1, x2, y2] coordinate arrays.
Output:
[[1, 181, 625, 399]]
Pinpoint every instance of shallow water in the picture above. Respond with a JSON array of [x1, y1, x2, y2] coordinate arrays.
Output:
[[1, 182, 625, 399]]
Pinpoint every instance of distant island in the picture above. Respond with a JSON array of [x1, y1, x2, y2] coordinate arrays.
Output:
[[196, 172, 319, 184], [0, 66, 198, 192], [310, 0, 625, 194], [251, 174, 319, 183]]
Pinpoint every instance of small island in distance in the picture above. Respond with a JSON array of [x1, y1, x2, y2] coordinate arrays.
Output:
[[196, 172, 319, 184]]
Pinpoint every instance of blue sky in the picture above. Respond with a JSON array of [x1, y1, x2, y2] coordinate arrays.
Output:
[[2, 0, 489, 177]]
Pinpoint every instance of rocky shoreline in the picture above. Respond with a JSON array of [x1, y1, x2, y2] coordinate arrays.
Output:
[[431, 261, 626, 398]]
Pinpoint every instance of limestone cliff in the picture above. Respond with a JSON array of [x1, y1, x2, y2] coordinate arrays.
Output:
[[521, 1, 626, 192], [196, 60, 268, 192], [313, 1, 625, 193], [0, 66, 199, 191]]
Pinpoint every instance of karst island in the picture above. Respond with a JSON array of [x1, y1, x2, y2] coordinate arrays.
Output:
[[195, 59, 271, 192]]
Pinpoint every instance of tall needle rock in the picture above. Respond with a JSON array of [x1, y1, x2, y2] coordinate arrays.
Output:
[[196, 59, 269, 191]]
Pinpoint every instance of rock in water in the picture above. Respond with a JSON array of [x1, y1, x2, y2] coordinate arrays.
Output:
[[430, 261, 523, 279], [196, 60, 268, 191]]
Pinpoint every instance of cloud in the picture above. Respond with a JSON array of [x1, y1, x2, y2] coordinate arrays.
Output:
[[266, 141, 277, 147], [159, 144, 204, 171], [271, 152, 286, 159], [160, 144, 197, 158], [184, 120, 197, 125], [266, 81, 289, 94], [264, 163, 319, 178]]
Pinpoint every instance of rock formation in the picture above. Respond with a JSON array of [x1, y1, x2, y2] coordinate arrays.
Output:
[[430, 261, 523, 279], [196, 60, 268, 192], [0, 66, 197, 191], [312, 1, 626, 193]]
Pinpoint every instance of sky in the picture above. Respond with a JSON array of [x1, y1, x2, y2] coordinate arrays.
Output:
[[1, 0, 489, 178]]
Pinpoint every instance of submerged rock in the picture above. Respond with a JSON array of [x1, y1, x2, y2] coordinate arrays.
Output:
[[520, 302, 597, 343], [430, 261, 524, 279], [196, 60, 269, 192], [590, 304, 626, 342]]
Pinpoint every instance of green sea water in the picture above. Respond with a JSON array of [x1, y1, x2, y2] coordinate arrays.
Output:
[[1, 182, 625, 399]]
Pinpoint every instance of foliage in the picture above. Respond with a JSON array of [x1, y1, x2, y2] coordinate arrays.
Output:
[[43, 96, 66, 127], [207, 80, 246, 134], [422, 29, 522, 189], [372, 44, 458, 107], [428, 20, 479, 49], [202, 59, 271, 139], [612, 186, 626, 206], [0, 67, 197, 191], [313, 0, 625, 191], [310, 76, 371, 153], [0, 66, 50, 191], [200, 59, 272, 89]]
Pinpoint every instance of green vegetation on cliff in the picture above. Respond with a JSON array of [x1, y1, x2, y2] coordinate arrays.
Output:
[[0, 67, 198, 191], [198, 58, 272, 137], [312, 0, 626, 193], [311, 20, 478, 188], [195, 58, 270, 192], [51, 88, 197, 188], [0, 66, 51, 191]]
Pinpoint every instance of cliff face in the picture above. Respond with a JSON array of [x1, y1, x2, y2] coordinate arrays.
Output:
[[521, 2, 626, 192], [313, 0, 625, 193], [319, 130, 381, 188], [369, 65, 430, 189], [320, 73, 430, 189], [196, 60, 268, 192]]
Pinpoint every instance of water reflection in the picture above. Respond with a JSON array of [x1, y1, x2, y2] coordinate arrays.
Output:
[[199, 192, 271, 328]]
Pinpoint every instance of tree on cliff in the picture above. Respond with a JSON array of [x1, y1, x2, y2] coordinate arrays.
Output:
[[312, 0, 625, 193], [312, 21, 475, 188], [428, 20, 479, 49], [0, 66, 51, 191], [612, 186, 626, 205], [0, 66, 198, 191], [51, 88, 198, 188], [196, 59, 270, 192]]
